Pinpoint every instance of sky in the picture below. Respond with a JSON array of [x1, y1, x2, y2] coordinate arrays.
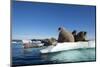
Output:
[[12, 1, 96, 40]]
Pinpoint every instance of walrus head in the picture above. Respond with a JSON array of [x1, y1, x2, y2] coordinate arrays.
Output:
[[76, 31, 87, 41], [72, 30, 77, 36], [78, 31, 87, 37], [58, 27, 65, 32]]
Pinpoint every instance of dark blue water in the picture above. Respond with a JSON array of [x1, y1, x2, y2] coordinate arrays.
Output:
[[12, 43, 96, 66]]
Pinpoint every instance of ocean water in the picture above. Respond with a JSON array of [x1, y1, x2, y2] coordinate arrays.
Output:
[[12, 43, 96, 66]]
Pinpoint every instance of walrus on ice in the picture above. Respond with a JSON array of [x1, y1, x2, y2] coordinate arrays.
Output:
[[75, 31, 87, 41], [72, 30, 87, 42], [58, 27, 75, 42], [42, 38, 57, 46]]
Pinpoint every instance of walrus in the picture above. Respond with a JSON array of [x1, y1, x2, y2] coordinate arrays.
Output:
[[58, 27, 75, 42], [43, 38, 57, 46], [75, 31, 87, 42], [72, 30, 77, 36], [48, 37, 57, 46], [42, 39, 50, 46], [72, 30, 77, 41]]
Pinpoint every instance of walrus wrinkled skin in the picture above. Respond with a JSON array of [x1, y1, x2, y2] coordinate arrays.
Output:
[[58, 27, 75, 42]]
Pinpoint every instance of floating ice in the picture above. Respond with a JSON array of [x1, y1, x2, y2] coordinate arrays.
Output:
[[40, 40, 95, 53]]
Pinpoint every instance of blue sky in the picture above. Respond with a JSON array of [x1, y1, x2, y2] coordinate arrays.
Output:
[[12, 1, 96, 40]]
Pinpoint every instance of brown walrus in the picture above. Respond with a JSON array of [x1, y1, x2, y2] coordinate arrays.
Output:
[[58, 27, 75, 42], [47, 38, 57, 46], [43, 37, 57, 46], [72, 30, 87, 42], [75, 31, 87, 42], [72, 30, 77, 41]]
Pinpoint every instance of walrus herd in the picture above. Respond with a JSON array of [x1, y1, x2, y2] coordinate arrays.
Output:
[[43, 27, 87, 45], [58, 27, 87, 42], [43, 38, 57, 46], [72, 30, 87, 42]]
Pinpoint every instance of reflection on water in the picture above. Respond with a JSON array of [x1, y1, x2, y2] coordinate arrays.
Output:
[[12, 43, 96, 66]]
